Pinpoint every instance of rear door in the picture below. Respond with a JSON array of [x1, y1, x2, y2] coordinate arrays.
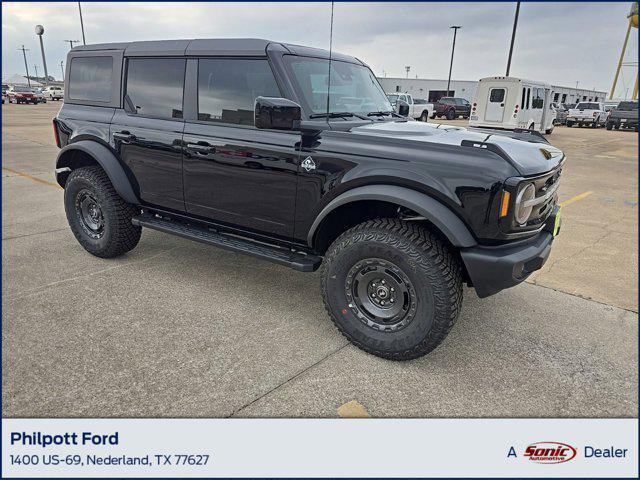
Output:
[[485, 87, 506, 122], [181, 57, 300, 239], [110, 57, 186, 211]]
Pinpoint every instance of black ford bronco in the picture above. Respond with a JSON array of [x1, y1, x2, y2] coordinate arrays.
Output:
[[54, 39, 563, 360]]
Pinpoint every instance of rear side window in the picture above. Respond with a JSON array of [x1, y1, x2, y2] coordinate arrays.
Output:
[[489, 89, 505, 103], [126, 58, 186, 119], [68, 56, 113, 102], [197, 59, 280, 126]]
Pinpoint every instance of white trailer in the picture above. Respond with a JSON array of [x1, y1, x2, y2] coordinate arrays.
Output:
[[469, 76, 556, 134]]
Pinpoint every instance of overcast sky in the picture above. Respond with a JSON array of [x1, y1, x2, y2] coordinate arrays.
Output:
[[2, 2, 637, 95]]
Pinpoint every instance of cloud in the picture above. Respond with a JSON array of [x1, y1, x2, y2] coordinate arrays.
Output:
[[2, 2, 636, 94]]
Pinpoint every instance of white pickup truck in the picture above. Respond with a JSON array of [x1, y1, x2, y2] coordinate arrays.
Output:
[[387, 93, 434, 121], [566, 102, 607, 128]]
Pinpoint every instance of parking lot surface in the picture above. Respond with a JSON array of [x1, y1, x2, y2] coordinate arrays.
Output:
[[2, 102, 637, 418]]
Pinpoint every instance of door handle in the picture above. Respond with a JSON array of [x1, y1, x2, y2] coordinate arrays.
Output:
[[113, 131, 136, 143], [186, 143, 216, 155]]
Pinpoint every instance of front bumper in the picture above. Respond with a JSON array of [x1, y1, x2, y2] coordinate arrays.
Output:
[[460, 207, 560, 298]]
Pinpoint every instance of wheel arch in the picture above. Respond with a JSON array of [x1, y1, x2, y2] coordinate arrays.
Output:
[[55, 140, 139, 204], [308, 185, 477, 253]]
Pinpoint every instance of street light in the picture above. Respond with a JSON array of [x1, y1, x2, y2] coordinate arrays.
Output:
[[18, 45, 31, 88], [506, 1, 521, 76], [34, 64, 39, 81], [446, 26, 461, 97], [60, 61, 65, 82], [404, 66, 411, 78], [78, 2, 86, 45], [35, 24, 49, 86]]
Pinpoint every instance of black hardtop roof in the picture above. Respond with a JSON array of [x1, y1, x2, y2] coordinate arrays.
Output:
[[71, 38, 363, 64]]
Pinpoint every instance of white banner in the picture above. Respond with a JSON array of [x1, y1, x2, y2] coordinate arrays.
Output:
[[2, 418, 637, 478]]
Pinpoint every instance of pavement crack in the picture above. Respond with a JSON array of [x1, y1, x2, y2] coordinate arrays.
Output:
[[229, 342, 350, 417], [2, 227, 69, 241]]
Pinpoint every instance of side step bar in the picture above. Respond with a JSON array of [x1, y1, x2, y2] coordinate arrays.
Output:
[[132, 213, 322, 272]]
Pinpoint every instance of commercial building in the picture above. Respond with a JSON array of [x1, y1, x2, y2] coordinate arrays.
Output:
[[378, 77, 606, 104]]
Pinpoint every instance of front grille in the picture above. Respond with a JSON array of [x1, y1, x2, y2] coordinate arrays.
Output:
[[523, 167, 562, 228]]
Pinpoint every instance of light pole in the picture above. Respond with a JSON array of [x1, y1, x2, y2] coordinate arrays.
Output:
[[35, 25, 49, 86], [506, 1, 520, 76], [446, 26, 461, 96], [64, 39, 80, 50], [404, 66, 410, 79], [60, 61, 65, 81], [78, 2, 86, 45], [18, 45, 31, 87], [34, 65, 39, 81]]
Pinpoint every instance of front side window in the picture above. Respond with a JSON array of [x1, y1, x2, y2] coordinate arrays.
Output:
[[197, 59, 280, 125], [125, 58, 185, 119], [489, 89, 505, 103], [68, 56, 113, 102], [284, 56, 392, 116]]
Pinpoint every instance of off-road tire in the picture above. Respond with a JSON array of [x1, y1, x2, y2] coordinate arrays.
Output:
[[321, 219, 463, 361], [64, 166, 141, 258], [445, 109, 456, 120]]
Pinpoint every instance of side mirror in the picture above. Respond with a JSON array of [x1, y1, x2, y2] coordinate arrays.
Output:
[[395, 99, 410, 117], [255, 97, 301, 130]]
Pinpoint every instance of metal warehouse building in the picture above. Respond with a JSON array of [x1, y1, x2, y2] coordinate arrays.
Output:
[[377, 77, 606, 105]]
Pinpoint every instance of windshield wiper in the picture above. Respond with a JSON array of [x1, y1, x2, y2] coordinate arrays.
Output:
[[309, 111, 370, 120], [367, 111, 402, 118]]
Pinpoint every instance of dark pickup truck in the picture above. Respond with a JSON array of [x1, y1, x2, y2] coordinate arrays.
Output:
[[53, 38, 563, 360], [433, 97, 472, 120], [606, 101, 638, 131]]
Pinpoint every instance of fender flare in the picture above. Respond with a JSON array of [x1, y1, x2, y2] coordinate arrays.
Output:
[[55, 140, 139, 204], [307, 185, 477, 248]]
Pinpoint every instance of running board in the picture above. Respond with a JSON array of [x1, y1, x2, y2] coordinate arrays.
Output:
[[132, 213, 321, 272]]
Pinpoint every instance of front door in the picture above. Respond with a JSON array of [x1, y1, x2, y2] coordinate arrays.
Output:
[[485, 87, 506, 122], [111, 57, 187, 212], [182, 57, 300, 239]]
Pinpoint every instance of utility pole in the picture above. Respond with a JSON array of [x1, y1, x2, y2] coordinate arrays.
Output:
[[18, 45, 31, 87], [35, 25, 49, 86], [505, 1, 520, 76], [64, 39, 80, 50], [404, 66, 410, 79], [447, 26, 461, 96], [60, 61, 65, 81], [78, 2, 86, 45], [34, 65, 39, 81]]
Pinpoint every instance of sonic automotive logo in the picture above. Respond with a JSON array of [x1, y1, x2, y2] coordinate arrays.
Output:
[[524, 441, 577, 464]]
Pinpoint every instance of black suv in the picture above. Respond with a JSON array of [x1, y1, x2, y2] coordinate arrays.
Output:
[[54, 39, 563, 360]]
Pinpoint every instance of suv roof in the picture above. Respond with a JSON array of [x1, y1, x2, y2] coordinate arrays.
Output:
[[71, 38, 363, 64]]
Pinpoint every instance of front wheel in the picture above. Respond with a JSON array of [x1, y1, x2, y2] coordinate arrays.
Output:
[[321, 219, 463, 361], [566, 120, 574, 127], [606, 122, 613, 130], [64, 166, 141, 258]]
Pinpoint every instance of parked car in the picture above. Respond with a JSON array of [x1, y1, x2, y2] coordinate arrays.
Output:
[[34, 88, 47, 103], [469, 77, 555, 134], [433, 97, 471, 120], [43, 85, 64, 101], [389, 93, 434, 121], [54, 39, 563, 361], [6, 86, 38, 104], [606, 101, 638, 131], [566, 102, 607, 128], [1, 84, 7, 104], [551, 103, 568, 125]]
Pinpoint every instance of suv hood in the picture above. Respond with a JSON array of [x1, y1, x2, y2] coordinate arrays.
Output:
[[350, 121, 564, 176]]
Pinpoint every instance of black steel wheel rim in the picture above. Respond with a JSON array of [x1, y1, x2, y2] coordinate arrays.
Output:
[[345, 258, 417, 332], [75, 189, 105, 239]]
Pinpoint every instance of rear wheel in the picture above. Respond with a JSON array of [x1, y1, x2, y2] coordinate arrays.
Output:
[[64, 166, 141, 258], [606, 122, 613, 130], [321, 219, 463, 361], [420, 111, 429, 122], [566, 120, 574, 127], [445, 109, 456, 120]]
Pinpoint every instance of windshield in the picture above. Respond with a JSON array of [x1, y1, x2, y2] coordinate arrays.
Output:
[[387, 94, 399, 103], [617, 101, 638, 111], [284, 56, 392, 116]]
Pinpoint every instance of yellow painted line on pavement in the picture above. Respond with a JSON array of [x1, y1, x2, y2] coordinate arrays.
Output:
[[2, 167, 61, 189], [337, 400, 370, 418], [560, 191, 593, 207]]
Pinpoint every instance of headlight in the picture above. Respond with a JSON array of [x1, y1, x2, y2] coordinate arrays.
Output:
[[515, 183, 536, 224]]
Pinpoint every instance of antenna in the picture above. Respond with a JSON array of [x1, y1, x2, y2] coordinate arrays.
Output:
[[325, 1, 335, 119]]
